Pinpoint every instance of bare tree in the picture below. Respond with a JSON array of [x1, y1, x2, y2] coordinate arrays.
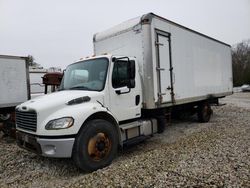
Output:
[[232, 40, 250, 86], [27, 55, 40, 67]]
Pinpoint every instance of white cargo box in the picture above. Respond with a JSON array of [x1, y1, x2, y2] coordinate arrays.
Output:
[[0, 55, 30, 108], [94, 13, 233, 109]]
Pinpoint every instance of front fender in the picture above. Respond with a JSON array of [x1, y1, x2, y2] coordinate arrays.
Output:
[[81, 110, 123, 146], [37, 102, 113, 136]]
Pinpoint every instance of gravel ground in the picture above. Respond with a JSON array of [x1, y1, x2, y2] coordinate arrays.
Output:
[[0, 93, 250, 187]]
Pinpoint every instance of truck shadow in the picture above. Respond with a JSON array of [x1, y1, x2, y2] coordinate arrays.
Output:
[[118, 108, 219, 160]]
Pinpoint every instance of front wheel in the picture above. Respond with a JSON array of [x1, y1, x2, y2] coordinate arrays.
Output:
[[73, 119, 118, 172]]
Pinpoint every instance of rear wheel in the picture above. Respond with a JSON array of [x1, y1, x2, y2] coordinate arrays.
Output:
[[73, 119, 118, 172], [156, 116, 166, 133], [197, 102, 213, 122]]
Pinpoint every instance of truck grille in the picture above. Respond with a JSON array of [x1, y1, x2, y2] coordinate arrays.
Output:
[[16, 110, 37, 132]]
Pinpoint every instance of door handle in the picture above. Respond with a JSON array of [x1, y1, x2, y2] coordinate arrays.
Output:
[[167, 86, 171, 90], [155, 41, 164, 46], [156, 67, 165, 71], [135, 95, 140, 105]]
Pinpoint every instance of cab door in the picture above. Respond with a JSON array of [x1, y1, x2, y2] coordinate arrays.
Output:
[[109, 57, 141, 121]]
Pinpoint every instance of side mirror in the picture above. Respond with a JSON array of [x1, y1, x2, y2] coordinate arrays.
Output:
[[129, 79, 135, 88], [129, 60, 135, 80], [128, 60, 135, 88], [112, 56, 136, 90]]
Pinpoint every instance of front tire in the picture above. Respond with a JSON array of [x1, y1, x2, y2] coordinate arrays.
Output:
[[73, 119, 118, 172]]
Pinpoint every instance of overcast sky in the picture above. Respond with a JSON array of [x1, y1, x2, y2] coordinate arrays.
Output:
[[0, 0, 250, 69]]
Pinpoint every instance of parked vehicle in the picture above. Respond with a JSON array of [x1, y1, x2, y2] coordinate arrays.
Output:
[[0, 55, 30, 136], [241, 84, 250, 92], [16, 13, 233, 172]]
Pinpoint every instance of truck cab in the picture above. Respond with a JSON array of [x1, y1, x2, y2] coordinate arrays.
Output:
[[16, 55, 158, 172]]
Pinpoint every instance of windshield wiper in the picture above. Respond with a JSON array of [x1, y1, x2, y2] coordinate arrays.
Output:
[[68, 86, 91, 90]]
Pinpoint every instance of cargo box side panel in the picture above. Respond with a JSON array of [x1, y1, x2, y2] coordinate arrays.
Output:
[[151, 17, 233, 105], [0, 57, 29, 108], [94, 29, 143, 64], [94, 17, 143, 61]]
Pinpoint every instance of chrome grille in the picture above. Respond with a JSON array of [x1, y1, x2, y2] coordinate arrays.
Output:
[[16, 110, 37, 132]]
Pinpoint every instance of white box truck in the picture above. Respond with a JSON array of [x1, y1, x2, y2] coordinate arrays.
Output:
[[0, 55, 30, 136], [16, 13, 233, 172]]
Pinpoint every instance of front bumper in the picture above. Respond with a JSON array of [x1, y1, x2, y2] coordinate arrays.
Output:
[[16, 131, 75, 158]]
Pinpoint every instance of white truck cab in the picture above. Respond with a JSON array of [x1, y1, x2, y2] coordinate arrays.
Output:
[[16, 55, 158, 171]]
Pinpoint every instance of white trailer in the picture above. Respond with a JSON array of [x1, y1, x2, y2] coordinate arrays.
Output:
[[0, 55, 30, 109], [16, 13, 233, 172], [0, 55, 30, 135]]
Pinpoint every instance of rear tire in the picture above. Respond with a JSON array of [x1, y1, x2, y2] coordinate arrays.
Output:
[[197, 102, 213, 122], [73, 119, 118, 172], [156, 116, 166, 133]]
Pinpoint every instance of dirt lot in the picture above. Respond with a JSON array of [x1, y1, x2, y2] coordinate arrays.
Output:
[[0, 93, 250, 187]]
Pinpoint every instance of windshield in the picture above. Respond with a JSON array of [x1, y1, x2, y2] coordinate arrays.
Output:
[[61, 58, 109, 91]]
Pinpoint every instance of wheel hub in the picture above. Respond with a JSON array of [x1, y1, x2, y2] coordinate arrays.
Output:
[[96, 141, 105, 151], [87, 132, 112, 161]]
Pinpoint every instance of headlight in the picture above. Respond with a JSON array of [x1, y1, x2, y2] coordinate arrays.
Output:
[[45, 117, 74, 130]]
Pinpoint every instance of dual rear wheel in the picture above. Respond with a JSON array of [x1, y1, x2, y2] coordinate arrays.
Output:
[[197, 102, 213, 122]]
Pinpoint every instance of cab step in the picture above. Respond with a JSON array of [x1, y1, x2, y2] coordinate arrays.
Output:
[[123, 135, 149, 146]]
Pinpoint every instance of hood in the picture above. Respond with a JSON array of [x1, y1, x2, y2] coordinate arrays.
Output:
[[17, 90, 104, 112]]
